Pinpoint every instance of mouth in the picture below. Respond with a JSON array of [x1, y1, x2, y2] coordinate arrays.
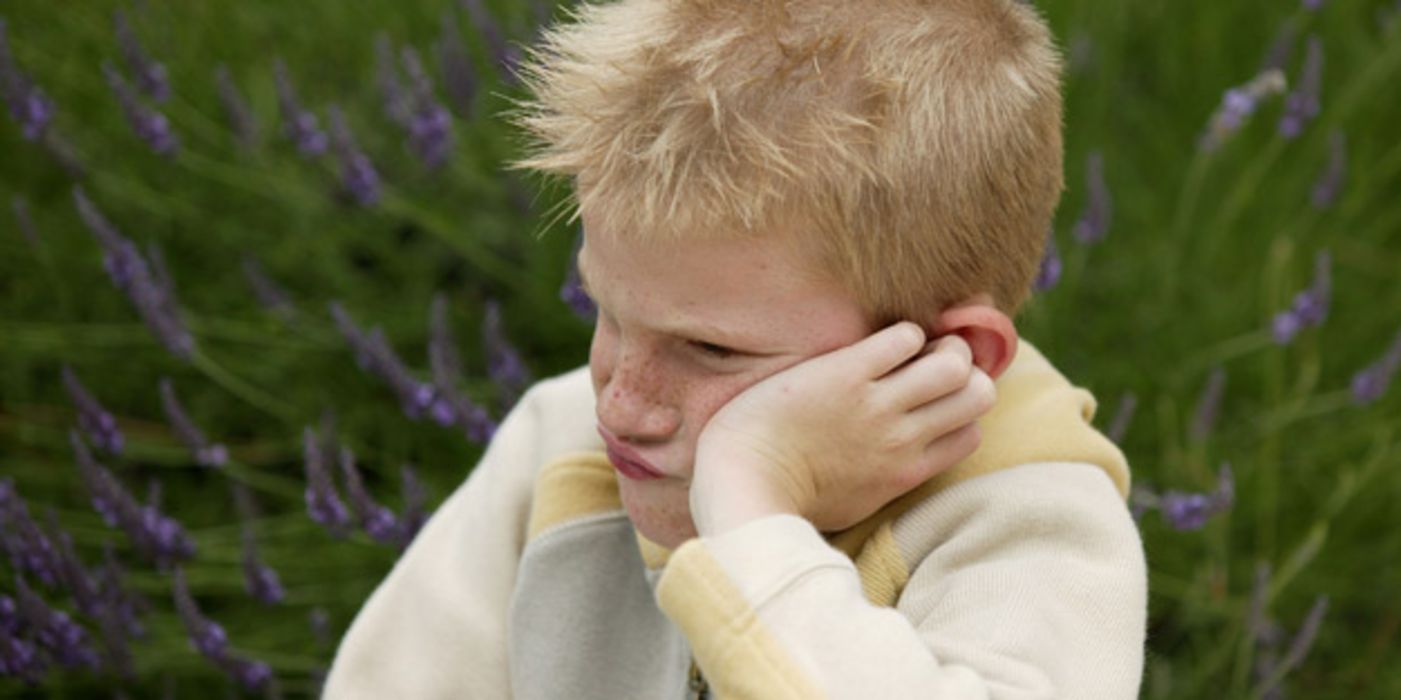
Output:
[[597, 427, 667, 481]]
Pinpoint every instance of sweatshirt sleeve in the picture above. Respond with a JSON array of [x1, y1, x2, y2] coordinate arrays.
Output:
[[654, 461, 1147, 700], [322, 368, 598, 700]]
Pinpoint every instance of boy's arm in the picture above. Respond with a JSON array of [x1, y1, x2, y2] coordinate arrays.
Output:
[[322, 368, 598, 700], [657, 460, 1147, 700]]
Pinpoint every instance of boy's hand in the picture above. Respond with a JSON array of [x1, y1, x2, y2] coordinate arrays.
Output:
[[689, 322, 996, 537]]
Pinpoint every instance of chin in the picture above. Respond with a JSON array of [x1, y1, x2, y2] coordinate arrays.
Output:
[[618, 479, 698, 550]]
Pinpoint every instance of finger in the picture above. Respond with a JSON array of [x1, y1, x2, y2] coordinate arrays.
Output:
[[876, 335, 974, 409], [834, 322, 926, 379], [903, 369, 997, 443], [918, 422, 983, 474]]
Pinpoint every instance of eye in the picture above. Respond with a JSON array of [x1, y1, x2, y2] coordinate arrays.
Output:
[[690, 340, 739, 360]]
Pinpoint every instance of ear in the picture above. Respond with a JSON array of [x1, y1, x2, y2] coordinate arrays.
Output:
[[932, 299, 1018, 380]]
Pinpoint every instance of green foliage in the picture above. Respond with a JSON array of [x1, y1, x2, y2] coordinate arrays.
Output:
[[1, 0, 1398, 697]]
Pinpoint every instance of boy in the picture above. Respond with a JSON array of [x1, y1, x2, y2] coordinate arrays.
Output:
[[325, 0, 1146, 698]]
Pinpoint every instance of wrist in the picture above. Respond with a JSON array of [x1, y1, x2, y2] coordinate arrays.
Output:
[[690, 459, 801, 537]]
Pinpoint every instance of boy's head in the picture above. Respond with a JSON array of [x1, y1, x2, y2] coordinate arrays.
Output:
[[516, 0, 1063, 547], [516, 0, 1065, 323]]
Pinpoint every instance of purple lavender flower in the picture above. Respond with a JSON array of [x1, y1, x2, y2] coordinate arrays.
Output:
[[62, 366, 124, 455], [240, 529, 284, 605], [103, 62, 177, 155], [461, 0, 521, 82], [214, 65, 256, 148], [1302, 0, 1327, 11], [560, 227, 598, 317], [1152, 462, 1234, 530], [69, 431, 195, 569], [12, 196, 38, 247], [1351, 329, 1401, 405], [438, 12, 478, 118], [483, 300, 532, 409], [113, 11, 169, 102], [0, 481, 62, 588], [13, 576, 100, 670], [1, 598, 45, 683], [376, 36, 411, 127], [330, 302, 441, 421], [426, 296, 497, 439], [338, 447, 400, 544], [1107, 391, 1138, 444], [1032, 230, 1062, 293], [1190, 368, 1227, 441], [303, 426, 351, 537], [0, 18, 56, 141], [217, 654, 274, 691], [1271, 251, 1331, 345], [1279, 36, 1323, 139], [1255, 595, 1329, 696], [1072, 152, 1111, 244], [158, 378, 227, 467], [172, 568, 228, 660], [327, 105, 381, 206], [73, 187, 196, 360], [400, 47, 455, 168], [1311, 131, 1347, 209], [274, 59, 328, 157], [241, 254, 296, 320], [96, 543, 147, 641], [398, 465, 429, 548], [1200, 69, 1287, 151]]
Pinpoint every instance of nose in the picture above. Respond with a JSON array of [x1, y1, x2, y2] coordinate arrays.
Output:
[[595, 350, 682, 444]]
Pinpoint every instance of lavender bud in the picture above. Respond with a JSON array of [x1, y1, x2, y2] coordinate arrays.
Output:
[[240, 254, 295, 319], [1351, 329, 1401, 405], [1107, 391, 1138, 444], [214, 65, 256, 148], [1190, 367, 1227, 441], [327, 105, 380, 206], [1033, 230, 1062, 292], [398, 465, 429, 548], [97, 544, 147, 640], [438, 12, 477, 118], [172, 568, 228, 660], [1072, 152, 1111, 244], [73, 188, 196, 360], [69, 432, 194, 569], [12, 196, 38, 247], [62, 366, 124, 455], [273, 60, 327, 157], [400, 47, 454, 168], [483, 300, 532, 409], [338, 448, 400, 544], [14, 576, 100, 669], [159, 378, 227, 467], [330, 302, 440, 421], [217, 654, 274, 690], [461, 0, 521, 82], [1, 604, 46, 683], [376, 36, 410, 127], [1278, 37, 1323, 139], [241, 530, 284, 605], [1310, 131, 1347, 209], [0, 481, 62, 587], [0, 19, 56, 141], [113, 11, 169, 102], [1272, 251, 1331, 345], [1200, 69, 1287, 151], [303, 427, 351, 536], [102, 62, 177, 155]]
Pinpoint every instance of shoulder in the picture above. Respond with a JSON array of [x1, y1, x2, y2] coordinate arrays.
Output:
[[496, 365, 603, 466]]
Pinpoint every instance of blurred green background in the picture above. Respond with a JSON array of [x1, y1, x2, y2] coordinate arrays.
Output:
[[1, 0, 1398, 697]]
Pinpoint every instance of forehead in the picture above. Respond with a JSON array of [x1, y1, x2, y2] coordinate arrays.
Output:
[[577, 211, 869, 350]]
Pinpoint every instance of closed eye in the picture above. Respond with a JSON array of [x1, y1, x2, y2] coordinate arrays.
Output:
[[690, 340, 740, 360]]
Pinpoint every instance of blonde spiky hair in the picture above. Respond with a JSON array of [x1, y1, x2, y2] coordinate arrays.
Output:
[[514, 0, 1064, 321]]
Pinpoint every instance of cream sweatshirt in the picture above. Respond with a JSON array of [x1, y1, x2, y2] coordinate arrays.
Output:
[[324, 344, 1147, 699]]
